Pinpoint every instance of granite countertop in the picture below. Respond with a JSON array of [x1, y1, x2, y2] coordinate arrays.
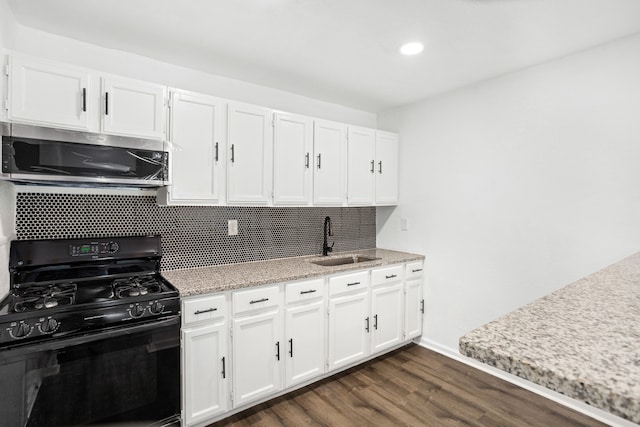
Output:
[[162, 248, 424, 297], [459, 252, 640, 424]]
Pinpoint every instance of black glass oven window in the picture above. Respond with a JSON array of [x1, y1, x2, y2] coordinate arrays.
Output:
[[0, 322, 179, 426]]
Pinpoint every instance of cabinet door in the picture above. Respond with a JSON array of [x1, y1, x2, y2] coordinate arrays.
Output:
[[183, 322, 228, 425], [227, 102, 273, 204], [273, 113, 313, 205], [8, 55, 91, 131], [285, 300, 326, 387], [232, 309, 282, 406], [165, 90, 224, 205], [101, 76, 166, 139], [405, 278, 424, 340], [375, 131, 399, 205], [347, 126, 375, 206], [371, 283, 404, 354], [328, 290, 370, 370], [313, 120, 346, 205]]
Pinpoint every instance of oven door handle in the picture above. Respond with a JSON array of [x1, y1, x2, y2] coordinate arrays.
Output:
[[1, 316, 180, 358]]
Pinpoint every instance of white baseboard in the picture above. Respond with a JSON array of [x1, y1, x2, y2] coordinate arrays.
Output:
[[417, 338, 637, 427]]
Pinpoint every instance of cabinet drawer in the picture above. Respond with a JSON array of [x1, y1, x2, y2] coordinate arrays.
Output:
[[371, 264, 403, 286], [286, 278, 325, 304], [406, 261, 424, 279], [183, 294, 226, 326], [233, 285, 280, 315], [329, 270, 369, 296]]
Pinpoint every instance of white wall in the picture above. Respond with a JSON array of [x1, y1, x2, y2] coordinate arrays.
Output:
[[377, 33, 640, 351], [2, 20, 376, 127]]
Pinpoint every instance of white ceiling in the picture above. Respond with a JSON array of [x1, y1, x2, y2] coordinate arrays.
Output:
[[7, 0, 640, 112]]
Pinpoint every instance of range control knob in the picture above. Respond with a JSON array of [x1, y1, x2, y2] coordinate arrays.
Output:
[[149, 301, 164, 314], [105, 241, 119, 254], [130, 304, 145, 318], [13, 323, 32, 338], [40, 318, 59, 333]]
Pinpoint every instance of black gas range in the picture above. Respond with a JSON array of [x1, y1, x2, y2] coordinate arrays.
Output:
[[0, 235, 181, 427]]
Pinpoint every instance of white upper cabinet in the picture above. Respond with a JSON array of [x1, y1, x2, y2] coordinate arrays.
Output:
[[375, 131, 399, 205], [6, 54, 166, 140], [347, 126, 376, 206], [227, 102, 273, 205], [273, 112, 313, 206], [313, 119, 347, 205], [160, 90, 225, 205], [7, 55, 91, 131], [101, 76, 166, 139]]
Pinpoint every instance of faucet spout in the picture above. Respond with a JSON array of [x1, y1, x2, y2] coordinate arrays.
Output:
[[322, 216, 334, 256]]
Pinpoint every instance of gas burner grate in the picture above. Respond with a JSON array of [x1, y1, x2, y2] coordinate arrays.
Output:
[[12, 283, 77, 313], [113, 277, 162, 299]]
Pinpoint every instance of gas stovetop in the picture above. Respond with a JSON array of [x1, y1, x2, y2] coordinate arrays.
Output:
[[0, 236, 180, 348]]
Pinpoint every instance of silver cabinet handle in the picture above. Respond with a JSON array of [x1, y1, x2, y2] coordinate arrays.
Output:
[[250, 298, 269, 304], [194, 307, 217, 315]]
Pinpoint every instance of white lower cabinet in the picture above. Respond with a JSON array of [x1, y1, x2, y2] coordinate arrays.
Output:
[[371, 282, 404, 354], [328, 288, 371, 370], [405, 261, 425, 340], [184, 259, 424, 425], [181, 295, 229, 426], [284, 278, 326, 387]]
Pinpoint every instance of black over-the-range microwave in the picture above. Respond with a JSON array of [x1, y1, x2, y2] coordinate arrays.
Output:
[[1, 122, 169, 187]]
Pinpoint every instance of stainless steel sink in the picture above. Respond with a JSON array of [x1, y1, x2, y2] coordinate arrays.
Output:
[[311, 255, 380, 266]]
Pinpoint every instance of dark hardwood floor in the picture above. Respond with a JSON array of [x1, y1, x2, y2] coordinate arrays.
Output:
[[210, 344, 606, 427]]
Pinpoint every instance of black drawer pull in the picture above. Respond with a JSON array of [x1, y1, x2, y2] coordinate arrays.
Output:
[[412, 268, 423, 273], [250, 298, 269, 304], [300, 289, 317, 295], [385, 274, 397, 279], [347, 281, 361, 286], [194, 307, 217, 315]]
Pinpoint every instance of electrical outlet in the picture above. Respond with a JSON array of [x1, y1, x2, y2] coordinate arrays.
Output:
[[400, 218, 409, 231], [228, 219, 238, 236]]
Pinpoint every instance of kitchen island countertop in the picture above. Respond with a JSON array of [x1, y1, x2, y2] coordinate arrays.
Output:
[[163, 248, 424, 297], [459, 252, 640, 424]]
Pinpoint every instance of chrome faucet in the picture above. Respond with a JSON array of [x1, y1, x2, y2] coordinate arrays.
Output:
[[322, 216, 334, 256]]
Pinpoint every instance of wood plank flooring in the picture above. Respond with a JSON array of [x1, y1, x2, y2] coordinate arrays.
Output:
[[210, 344, 606, 427]]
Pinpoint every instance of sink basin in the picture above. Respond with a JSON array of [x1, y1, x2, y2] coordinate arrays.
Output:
[[311, 255, 380, 267]]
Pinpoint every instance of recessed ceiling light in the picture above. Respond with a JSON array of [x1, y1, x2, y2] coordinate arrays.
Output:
[[399, 42, 424, 56]]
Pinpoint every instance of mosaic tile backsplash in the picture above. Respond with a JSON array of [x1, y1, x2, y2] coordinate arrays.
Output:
[[15, 192, 376, 271]]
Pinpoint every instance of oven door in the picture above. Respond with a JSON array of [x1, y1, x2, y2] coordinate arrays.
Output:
[[0, 317, 180, 427]]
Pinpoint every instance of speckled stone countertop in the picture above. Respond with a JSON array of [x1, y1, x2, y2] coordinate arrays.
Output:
[[162, 248, 424, 297], [459, 252, 640, 424]]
